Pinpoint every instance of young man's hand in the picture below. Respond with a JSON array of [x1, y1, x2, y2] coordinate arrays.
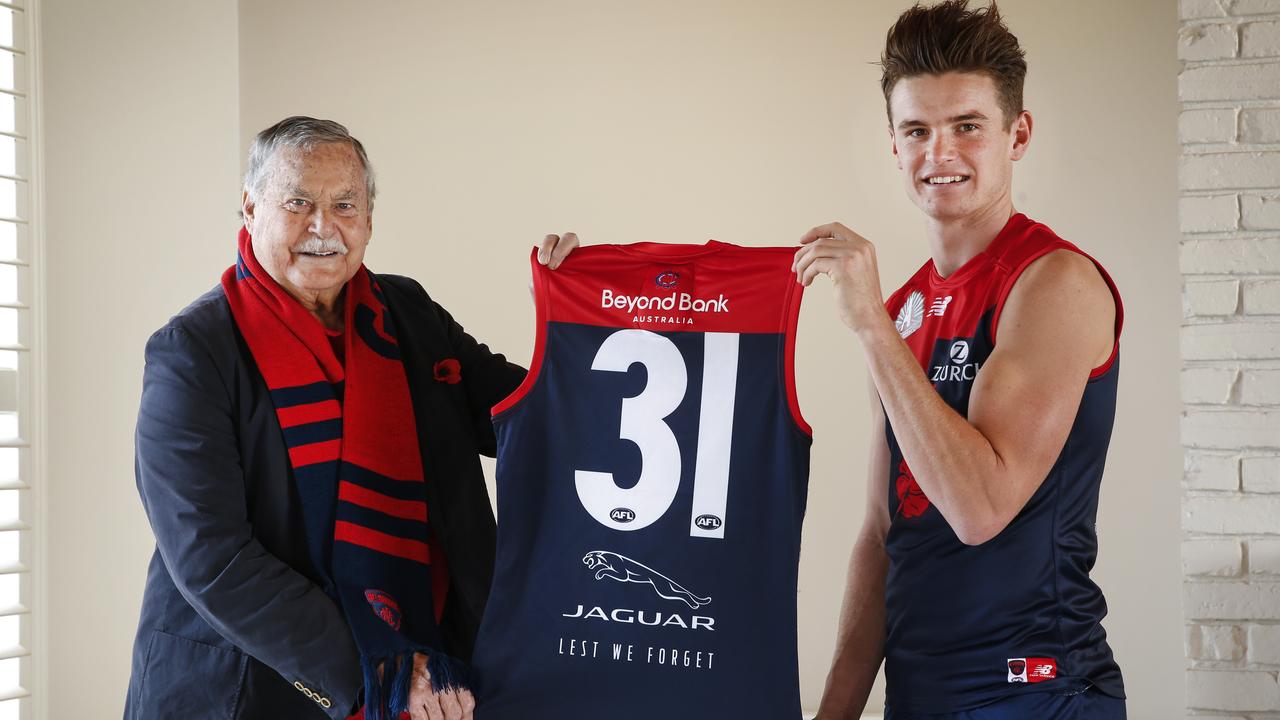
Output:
[[793, 222, 886, 333]]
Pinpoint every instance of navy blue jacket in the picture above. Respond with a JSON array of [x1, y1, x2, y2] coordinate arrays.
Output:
[[125, 275, 524, 720]]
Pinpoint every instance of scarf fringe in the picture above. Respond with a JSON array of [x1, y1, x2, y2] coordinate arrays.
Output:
[[359, 648, 472, 720]]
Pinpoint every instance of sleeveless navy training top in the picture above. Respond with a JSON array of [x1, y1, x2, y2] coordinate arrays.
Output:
[[881, 213, 1126, 713], [473, 241, 810, 719]]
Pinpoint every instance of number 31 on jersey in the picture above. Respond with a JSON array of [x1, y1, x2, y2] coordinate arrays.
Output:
[[575, 328, 738, 540]]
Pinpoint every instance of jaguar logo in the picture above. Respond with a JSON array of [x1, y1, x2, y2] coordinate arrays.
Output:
[[582, 550, 711, 610]]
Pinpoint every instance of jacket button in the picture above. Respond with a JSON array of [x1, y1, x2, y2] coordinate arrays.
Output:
[[320, 698, 332, 708], [294, 681, 306, 692]]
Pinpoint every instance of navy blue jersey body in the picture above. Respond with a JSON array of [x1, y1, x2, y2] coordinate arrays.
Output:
[[882, 214, 1126, 713], [474, 241, 810, 719]]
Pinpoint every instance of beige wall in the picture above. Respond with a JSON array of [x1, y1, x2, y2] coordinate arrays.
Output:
[[43, 1, 1182, 718], [41, 1, 241, 718]]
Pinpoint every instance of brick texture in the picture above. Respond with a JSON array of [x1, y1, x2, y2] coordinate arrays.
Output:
[[1181, 4, 1280, 714]]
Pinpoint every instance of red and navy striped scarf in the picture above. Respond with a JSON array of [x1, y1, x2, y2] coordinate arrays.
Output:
[[221, 228, 465, 720]]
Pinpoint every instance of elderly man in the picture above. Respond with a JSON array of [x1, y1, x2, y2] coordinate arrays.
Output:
[[124, 116, 575, 720]]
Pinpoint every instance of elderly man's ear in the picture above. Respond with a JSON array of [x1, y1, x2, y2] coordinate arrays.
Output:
[[241, 190, 256, 234]]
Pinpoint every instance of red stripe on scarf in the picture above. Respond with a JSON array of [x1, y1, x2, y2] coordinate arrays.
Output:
[[288, 439, 343, 467], [335, 520, 431, 564], [339, 481, 428, 522], [277, 399, 343, 428]]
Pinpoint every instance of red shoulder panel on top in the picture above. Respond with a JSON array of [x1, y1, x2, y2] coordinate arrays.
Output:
[[544, 241, 800, 334], [491, 248, 548, 417], [989, 223, 1124, 379]]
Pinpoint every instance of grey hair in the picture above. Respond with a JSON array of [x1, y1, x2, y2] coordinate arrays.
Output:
[[243, 116, 377, 211]]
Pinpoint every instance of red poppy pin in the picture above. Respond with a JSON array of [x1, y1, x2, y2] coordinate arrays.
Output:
[[895, 460, 931, 519], [433, 358, 462, 384]]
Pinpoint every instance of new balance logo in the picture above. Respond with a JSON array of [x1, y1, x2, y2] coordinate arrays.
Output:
[[928, 295, 953, 317], [1008, 657, 1057, 683]]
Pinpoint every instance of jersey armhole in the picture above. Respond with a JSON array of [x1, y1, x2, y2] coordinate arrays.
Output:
[[989, 245, 1125, 380], [491, 248, 548, 418], [783, 276, 812, 437]]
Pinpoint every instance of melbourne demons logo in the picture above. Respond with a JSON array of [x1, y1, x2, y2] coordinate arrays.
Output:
[[655, 271, 680, 289], [364, 589, 403, 631], [583, 551, 711, 610]]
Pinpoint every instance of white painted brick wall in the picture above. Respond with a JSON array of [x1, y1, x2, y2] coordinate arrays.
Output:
[[1186, 669, 1280, 711], [1245, 279, 1280, 314], [1180, 153, 1280, 191], [1181, 23, 1240, 61], [1186, 451, 1242, 490], [1182, 323, 1280, 360], [1188, 280, 1242, 316], [1242, 462, 1280, 492], [1182, 195, 1239, 233], [1179, 61, 1280, 102], [1181, 238, 1280, 275], [1181, 3, 1280, 714], [1246, 625, 1280, 664], [1183, 109, 1238, 143], [1250, 538, 1280, 573], [1241, 194, 1280, 230], [1183, 367, 1239, 404], [1230, 0, 1280, 17], [1185, 582, 1280, 621], [1242, 20, 1280, 57], [1241, 371, 1280, 404], [1183, 494, 1280, 533], [1184, 539, 1244, 576], [1189, 624, 1247, 661], [1240, 109, 1280, 143]]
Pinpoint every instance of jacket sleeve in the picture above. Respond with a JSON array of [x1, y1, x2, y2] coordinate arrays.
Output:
[[431, 302, 527, 457], [135, 323, 361, 719]]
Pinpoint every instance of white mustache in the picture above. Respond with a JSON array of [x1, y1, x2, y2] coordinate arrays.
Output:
[[294, 236, 347, 255]]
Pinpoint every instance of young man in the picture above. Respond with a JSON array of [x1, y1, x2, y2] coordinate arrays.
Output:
[[794, 2, 1126, 719]]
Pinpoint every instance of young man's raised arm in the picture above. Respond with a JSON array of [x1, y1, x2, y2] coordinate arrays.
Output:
[[796, 229, 1115, 545]]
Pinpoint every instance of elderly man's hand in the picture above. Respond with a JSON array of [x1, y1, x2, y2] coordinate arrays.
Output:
[[406, 652, 475, 720], [537, 232, 579, 270]]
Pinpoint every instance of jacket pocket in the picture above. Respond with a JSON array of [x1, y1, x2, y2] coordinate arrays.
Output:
[[135, 630, 246, 720]]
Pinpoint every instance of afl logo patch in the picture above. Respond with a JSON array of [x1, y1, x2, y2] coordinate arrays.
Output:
[[655, 271, 680, 289], [694, 514, 722, 531], [610, 508, 637, 523], [950, 340, 970, 364]]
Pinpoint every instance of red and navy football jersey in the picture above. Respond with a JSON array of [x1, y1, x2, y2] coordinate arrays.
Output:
[[882, 213, 1126, 712], [473, 241, 810, 719]]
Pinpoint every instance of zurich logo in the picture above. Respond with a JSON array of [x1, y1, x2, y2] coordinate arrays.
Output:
[[950, 340, 970, 364], [655, 271, 679, 289]]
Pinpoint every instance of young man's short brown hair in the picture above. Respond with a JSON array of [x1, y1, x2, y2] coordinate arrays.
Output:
[[880, 0, 1027, 127]]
